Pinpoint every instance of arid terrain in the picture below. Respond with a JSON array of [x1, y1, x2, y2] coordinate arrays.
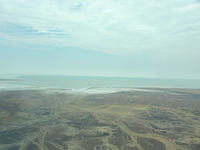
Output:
[[0, 88, 200, 150]]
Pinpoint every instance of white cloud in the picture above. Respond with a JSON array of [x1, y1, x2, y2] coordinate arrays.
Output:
[[0, 0, 200, 55]]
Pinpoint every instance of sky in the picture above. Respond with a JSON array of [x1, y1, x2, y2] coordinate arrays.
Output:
[[0, 0, 200, 79]]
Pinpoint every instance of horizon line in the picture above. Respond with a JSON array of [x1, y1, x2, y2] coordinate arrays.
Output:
[[0, 73, 200, 80]]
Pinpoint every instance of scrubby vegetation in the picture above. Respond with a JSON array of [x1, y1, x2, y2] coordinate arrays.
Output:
[[0, 88, 200, 150]]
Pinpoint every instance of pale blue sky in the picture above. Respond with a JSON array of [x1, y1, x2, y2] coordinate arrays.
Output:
[[0, 0, 200, 78]]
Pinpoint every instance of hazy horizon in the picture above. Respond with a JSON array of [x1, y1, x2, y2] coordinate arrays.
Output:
[[1, 74, 200, 80]]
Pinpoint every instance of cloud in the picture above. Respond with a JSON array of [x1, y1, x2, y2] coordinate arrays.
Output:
[[0, 0, 200, 55], [0, 23, 70, 38]]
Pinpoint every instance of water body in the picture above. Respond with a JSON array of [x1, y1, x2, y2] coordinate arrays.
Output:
[[0, 75, 200, 91]]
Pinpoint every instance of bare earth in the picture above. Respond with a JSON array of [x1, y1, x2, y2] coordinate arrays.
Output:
[[0, 88, 200, 150]]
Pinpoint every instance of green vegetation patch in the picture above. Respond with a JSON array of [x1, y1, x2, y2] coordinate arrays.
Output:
[[81, 138, 103, 150], [25, 142, 40, 150], [109, 127, 131, 149], [0, 126, 37, 144], [137, 137, 166, 150]]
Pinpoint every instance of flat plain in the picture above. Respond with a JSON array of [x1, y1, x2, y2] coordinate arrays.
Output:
[[0, 88, 200, 150]]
